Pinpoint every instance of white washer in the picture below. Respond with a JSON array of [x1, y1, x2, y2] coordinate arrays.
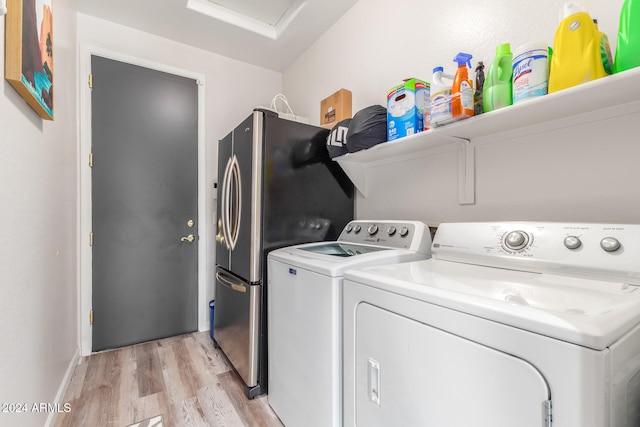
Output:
[[343, 222, 640, 427], [267, 220, 432, 427]]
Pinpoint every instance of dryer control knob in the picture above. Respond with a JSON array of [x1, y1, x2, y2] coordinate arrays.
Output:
[[387, 226, 397, 236], [504, 230, 529, 250], [600, 237, 621, 252], [345, 224, 353, 233], [367, 224, 379, 236], [353, 225, 362, 234], [564, 236, 582, 250], [399, 227, 409, 237]]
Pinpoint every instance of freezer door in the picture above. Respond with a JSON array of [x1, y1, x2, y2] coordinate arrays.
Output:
[[214, 266, 261, 387]]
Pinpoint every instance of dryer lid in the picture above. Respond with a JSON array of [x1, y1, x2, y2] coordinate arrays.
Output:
[[345, 259, 640, 351]]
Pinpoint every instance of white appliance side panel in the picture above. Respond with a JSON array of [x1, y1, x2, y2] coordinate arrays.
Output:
[[609, 323, 640, 427], [354, 302, 550, 427], [267, 259, 341, 427]]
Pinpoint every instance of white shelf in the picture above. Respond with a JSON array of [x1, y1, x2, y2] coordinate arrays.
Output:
[[335, 132, 474, 203], [334, 66, 640, 203]]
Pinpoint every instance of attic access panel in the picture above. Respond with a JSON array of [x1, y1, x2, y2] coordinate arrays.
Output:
[[187, 0, 307, 39]]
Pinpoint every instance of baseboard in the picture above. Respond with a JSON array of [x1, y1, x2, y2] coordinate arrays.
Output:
[[44, 348, 80, 427]]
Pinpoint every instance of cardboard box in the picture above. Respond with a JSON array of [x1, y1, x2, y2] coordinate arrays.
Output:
[[320, 89, 352, 128], [387, 78, 430, 141]]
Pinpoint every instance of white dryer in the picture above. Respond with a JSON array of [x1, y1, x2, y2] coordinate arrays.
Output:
[[343, 222, 640, 427], [267, 220, 432, 427]]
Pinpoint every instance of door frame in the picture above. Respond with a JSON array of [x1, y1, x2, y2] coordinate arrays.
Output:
[[78, 45, 207, 356]]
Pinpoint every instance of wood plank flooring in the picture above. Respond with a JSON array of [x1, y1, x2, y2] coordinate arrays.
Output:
[[54, 332, 283, 427]]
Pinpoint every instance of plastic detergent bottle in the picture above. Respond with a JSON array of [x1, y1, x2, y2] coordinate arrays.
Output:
[[548, 3, 613, 93], [594, 19, 614, 75], [474, 61, 485, 116], [430, 67, 454, 126], [483, 43, 513, 113], [451, 52, 474, 119], [614, 0, 640, 73]]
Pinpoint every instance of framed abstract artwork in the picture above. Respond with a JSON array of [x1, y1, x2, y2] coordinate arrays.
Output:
[[5, 0, 54, 120]]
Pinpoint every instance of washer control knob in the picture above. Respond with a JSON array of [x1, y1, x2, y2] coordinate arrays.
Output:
[[504, 231, 529, 250], [399, 227, 409, 237], [345, 224, 353, 233], [367, 224, 379, 236], [600, 237, 621, 252], [353, 225, 362, 234], [387, 226, 397, 236], [564, 236, 582, 250]]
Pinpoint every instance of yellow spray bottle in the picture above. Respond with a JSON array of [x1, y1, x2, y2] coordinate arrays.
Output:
[[548, 2, 613, 93]]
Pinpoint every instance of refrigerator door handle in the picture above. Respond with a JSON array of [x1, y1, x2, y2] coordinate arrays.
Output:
[[229, 155, 242, 250], [221, 154, 238, 251], [220, 158, 232, 250], [216, 269, 248, 293]]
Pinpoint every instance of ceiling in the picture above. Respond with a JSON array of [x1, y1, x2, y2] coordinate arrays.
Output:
[[70, 0, 358, 72]]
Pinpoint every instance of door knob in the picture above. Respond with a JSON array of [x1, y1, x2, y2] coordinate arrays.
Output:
[[180, 234, 196, 243]]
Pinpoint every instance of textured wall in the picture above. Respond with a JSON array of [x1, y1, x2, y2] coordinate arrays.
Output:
[[283, 0, 640, 225], [0, 1, 78, 426]]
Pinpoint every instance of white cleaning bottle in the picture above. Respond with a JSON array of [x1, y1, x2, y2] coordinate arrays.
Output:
[[430, 67, 455, 127]]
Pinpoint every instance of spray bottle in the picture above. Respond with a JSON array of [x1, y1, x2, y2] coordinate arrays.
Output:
[[451, 53, 474, 119], [614, 0, 640, 73]]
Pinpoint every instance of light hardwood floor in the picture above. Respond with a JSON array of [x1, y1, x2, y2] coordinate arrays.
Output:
[[54, 332, 284, 427]]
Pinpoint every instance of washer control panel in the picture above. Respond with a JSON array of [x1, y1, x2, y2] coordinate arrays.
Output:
[[432, 222, 640, 283], [338, 220, 431, 252]]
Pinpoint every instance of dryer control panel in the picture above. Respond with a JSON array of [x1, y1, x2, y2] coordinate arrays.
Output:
[[338, 220, 432, 254], [432, 222, 640, 284]]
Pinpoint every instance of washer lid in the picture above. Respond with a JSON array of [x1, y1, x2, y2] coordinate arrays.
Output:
[[344, 259, 640, 350], [298, 242, 388, 257], [269, 241, 428, 277]]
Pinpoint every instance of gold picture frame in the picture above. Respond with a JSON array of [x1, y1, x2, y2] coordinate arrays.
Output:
[[5, 0, 54, 120]]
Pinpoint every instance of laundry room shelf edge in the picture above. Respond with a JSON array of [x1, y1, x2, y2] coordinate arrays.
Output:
[[333, 66, 640, 203]]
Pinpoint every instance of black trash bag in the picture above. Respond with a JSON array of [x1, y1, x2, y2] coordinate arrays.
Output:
[[326, 118, 351, 159], [346, 105, 388, 153]]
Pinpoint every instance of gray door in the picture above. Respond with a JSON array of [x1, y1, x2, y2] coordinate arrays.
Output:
[[91, 56, 198, 352]]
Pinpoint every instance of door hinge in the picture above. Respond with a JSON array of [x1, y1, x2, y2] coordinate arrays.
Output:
[[544, 399, 552, 427], [89, 152, 94, 168], [88, 73, 93, 89], [89, 309, 94, 325], [89, 232, 94, 247]]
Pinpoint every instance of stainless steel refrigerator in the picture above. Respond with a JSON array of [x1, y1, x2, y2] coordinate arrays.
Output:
[[214, 109, 354, 398]]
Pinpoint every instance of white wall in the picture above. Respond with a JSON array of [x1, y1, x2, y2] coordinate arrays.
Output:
[[283, 0, 640, 225], [0, 2, 78, 427]]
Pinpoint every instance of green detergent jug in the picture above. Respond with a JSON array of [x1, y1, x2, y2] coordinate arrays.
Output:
[[483, 43, 513, 113], [614, 0, 640, 73]]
